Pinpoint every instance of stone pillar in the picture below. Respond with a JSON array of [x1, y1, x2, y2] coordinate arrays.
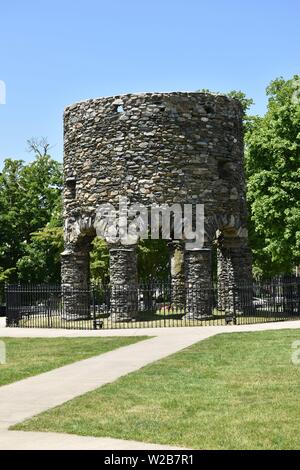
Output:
[[169, 241, 185, 310], [184, 248, 213, 319], [217, 239, 253, 319], [109, 245, 138, 322], [61, 247, 91, 320]]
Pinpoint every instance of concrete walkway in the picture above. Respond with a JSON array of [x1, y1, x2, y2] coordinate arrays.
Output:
[[0, 430, 184, 450], [2, 320, 300, 338], [0, 320, 299, 449]]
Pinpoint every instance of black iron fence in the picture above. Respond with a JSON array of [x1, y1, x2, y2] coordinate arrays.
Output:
[[5, 277, 300, 330]]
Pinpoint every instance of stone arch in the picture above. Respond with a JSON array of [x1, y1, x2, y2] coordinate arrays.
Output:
[[62, 213, 97, 289], [61, 216, 97, 320], [183, 213, 253, 320], [207, 215, 253, 319]]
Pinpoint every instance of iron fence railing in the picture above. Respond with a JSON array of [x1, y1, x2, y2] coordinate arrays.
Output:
[[5, 277, 300, 330]]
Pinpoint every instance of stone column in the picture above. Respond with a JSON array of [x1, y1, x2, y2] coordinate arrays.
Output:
[[184, 248, 213, 319], [217, 239, 253, 319], [169, 241, 185, 311], [109, 245, 138, 322], [61, 247, 91, 320]]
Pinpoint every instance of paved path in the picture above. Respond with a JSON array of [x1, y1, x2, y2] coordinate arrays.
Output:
[[0, 430, 184, 450], [2, 320, 300, 338], [0, 320, 299, 449]]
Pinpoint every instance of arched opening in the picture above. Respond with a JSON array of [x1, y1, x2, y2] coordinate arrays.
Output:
[[61, 213, 253, 324], [136, 239, 170, 319], [61, 226, 96, 320], [213, 225, 253, 320]]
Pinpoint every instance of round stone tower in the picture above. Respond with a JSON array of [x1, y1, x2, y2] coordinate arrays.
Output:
[[62, 92, 252, 320]]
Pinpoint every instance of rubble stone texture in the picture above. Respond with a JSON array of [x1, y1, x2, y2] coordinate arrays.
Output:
[[62, 92, 252, 320]]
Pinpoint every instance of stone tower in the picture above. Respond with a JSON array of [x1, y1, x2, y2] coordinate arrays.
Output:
[[62, 92, 252, 320]]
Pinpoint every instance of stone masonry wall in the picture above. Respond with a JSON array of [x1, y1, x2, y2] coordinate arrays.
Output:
[[63, 92, 247, 238]]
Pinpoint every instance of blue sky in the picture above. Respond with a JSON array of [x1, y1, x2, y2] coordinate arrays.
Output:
[[0, 0, 299, 166]]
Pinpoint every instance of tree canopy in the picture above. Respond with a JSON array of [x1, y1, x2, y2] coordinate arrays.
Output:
[[0, 150, 63, 297], [245, 75, 300, 277]]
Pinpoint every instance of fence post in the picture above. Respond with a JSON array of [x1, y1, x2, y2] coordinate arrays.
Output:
[[232, 285, 237, 325], [92, 286, 97, 330], [5, 283, 8, 327], [47, 287, 51, 328]]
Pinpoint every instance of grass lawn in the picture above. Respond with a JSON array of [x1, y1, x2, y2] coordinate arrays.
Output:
[[0, 336, 148, 387], [14, 329, 300, 450]]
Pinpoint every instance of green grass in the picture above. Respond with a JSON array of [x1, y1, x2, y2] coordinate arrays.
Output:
[[0, 336, 148, 386], [14, 329, 300, 450]]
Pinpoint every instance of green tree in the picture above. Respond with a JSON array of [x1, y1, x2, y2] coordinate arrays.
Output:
[[0, 140, 63, 291], [90, 238, 170, 284], [245, 76, 300, 277], [137, 239, 170, 282], [90, 237, 110, 284], [16, 226, 64, 283]]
